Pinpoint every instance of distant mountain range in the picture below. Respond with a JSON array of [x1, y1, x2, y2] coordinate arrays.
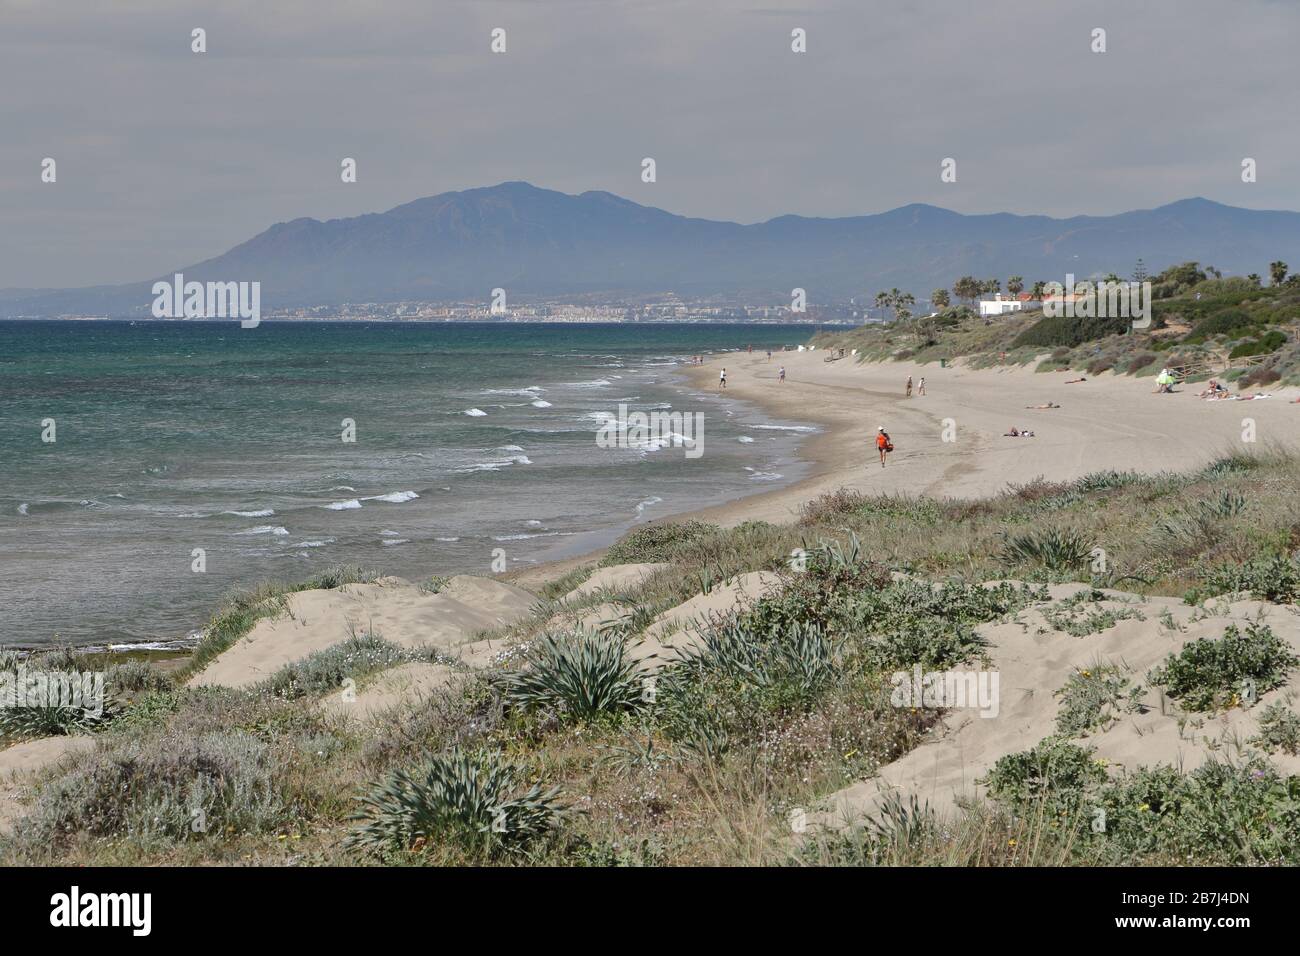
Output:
[[6, 182, 1300, 317]]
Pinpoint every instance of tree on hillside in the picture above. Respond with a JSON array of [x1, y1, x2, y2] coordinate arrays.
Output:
[[874, 290, 893, 321], [983, 278, 1002, 295], [1270, 261, 1289, 286], [931, 288, 950, 309], [953, 276, 981, 305], [1007, 276, 1024, 296], [1132, 258, 1149, 284], [1248, 273, 1261, 286], [1031, 280, 1046, 299]]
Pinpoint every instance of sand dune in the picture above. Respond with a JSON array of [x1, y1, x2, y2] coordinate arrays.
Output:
[[563, 563, 669, 601], [812, 584, 1300, 830], [188, 574, 537, 689], [629, 571, 781, 672]]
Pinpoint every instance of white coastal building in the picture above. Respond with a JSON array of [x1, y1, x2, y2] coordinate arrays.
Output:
[[978, 293, 1026, 317]]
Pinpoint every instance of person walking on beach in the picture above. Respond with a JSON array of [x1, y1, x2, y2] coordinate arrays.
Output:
[[719, 367, 727, 389], [918, 377, 926, 396], [766, 350, 772, 361], [875, 426, 893, 468], [778, 365, 786, 383], [905, 376, 913, 397]]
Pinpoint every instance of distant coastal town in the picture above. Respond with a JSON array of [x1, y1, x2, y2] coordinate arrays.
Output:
[[257, 295, 866, 324]]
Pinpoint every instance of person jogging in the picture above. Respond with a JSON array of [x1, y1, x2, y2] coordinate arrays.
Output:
[[875, 426, 893, 468], [719, 367, 727, 389]]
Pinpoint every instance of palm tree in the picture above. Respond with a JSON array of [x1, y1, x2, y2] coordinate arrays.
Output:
[[874, 290, 893, 322], [1269, 261, 1289, 286], [953, 276, 981, 305], [931, 288, 950, 310], [1007, 276, 1024, 296], [983, 278, 1001, 296], [1031, 280, 1046, 299]]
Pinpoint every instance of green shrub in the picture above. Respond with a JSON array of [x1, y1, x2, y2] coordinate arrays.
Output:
[[502, 631, 641, 722], [1147, 622, 1298, 712], [1011, 314, 1130, 349], [1251, 702, 1300, 755], [1092, 760, 1300, 864], [1185, 308, 1260, 343], [1041, 591, 1144, 637], [12, 730, 285, 851], [982, 738, 1108, 816], [601, 520, 718, 565], [346, 749, 565, 857], [1229, 330, 1287, 359], [1194, 553, 1300, 603], [1054, 662, 1144, 736], [257, 633, 418, 701]]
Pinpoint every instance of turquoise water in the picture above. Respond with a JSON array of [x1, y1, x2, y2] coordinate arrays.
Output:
[[0, 320, 816, 647]]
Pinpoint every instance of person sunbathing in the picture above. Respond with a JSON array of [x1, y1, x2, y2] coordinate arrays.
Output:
[[1004, 426, 1035, 437], [1065, 376, 1086, 384], [1197, 380, 1229, 399], [1025, 402, 1060, 409]]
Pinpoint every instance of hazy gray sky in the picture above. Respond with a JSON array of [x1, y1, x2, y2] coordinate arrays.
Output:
[[2, 0, 1297, 288]]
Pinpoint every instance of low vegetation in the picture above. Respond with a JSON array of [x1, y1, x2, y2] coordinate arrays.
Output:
[[3, 451, 1298, 867], [815, 263, 1300, 388]]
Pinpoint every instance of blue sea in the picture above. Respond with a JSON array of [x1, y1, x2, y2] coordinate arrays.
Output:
[[0, 320, 817, 647]]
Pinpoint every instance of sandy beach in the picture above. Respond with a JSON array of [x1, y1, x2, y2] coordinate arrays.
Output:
[[674, 350, 1300, 527], [510, 350, 1299, 588]]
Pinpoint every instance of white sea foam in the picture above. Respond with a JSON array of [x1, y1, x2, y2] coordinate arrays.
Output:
[[492, 531, 577, 541], [752, 424, 817, 432], [738, 436, 755, 443], [748, 472, 784, 481], [363, 490, 419, 503], [464, 454, 531, 471], [295, 539, 333, 548], [463, 408, 488, 416], [636, 496, 663, 513], [17, 503, 29, 515], [530, 400, 553, 407], [434, 536, 460, 542], [224, 509, 275, 517], [324, 499, 362, 510], [381, 538, 410, 546], [236, 525, 290, 536], [483, 386, 543, 396]]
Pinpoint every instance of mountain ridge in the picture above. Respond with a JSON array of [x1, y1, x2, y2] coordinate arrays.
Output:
[[4, 183, 1300, 316]]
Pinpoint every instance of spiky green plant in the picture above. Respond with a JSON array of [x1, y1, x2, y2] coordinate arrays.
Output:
[[502, 631, 642, 721], [346, 748, 565, 856], [1000, 527, 1093, 573]]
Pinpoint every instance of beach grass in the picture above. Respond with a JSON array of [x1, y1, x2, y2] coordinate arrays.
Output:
[[4, 450, 1300, 867]]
